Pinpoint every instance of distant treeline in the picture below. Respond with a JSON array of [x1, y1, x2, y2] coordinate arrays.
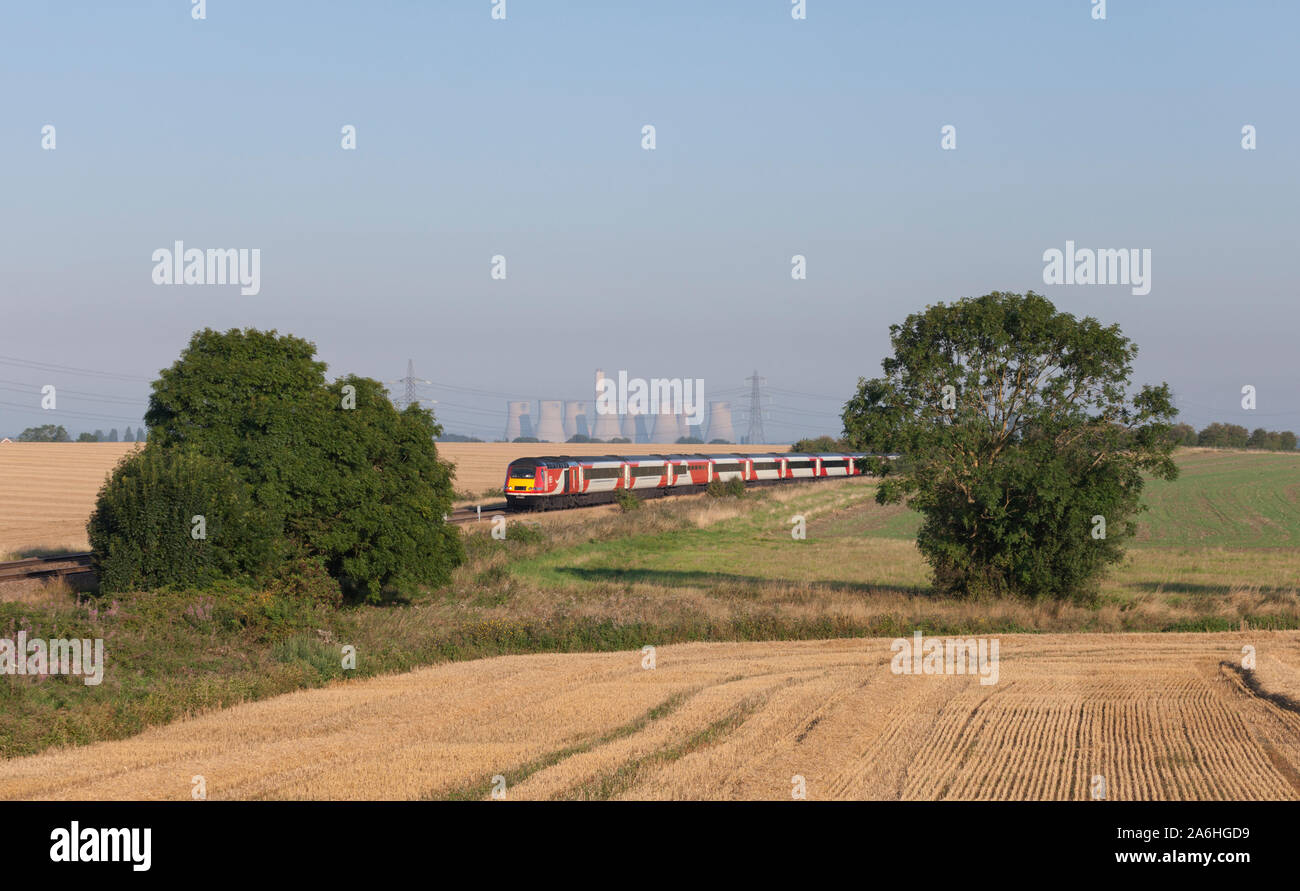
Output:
[[12, 424, 147, 443], [1170, 422, 1298, 451], [794, 427, 1298, 453]]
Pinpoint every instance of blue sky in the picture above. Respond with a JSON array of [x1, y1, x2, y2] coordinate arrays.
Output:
[[2, 1, 1297, 440]]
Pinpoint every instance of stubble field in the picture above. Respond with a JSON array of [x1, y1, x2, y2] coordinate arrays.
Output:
[[2, 632, 1298, 800]]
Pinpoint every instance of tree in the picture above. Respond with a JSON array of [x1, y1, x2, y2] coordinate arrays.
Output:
[[76, 432, 98, 442], [1280, 431, 1298, 451], [676, 435, 704, 444], [107, 428, 119, 442], [18, 425, 70, 442], [842, 291, 1177, 602], [123, 426, 134, 442], [118, 327, 463, 600], [93, 429, 105, 442], [136, 427, 148, 442], [1198, 422, 1248, 448], [1166, 423, 1197, 447], [793, 435, 850, 452]]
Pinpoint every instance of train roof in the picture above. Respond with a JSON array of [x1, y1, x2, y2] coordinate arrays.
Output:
[[506, 451, 898, 466]]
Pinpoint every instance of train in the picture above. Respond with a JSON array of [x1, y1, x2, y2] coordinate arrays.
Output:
[[503, 452, 896, 510]]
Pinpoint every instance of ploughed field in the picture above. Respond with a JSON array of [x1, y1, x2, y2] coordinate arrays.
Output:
[[0, 441, 789, 554], [2, 632, 1298, 800]]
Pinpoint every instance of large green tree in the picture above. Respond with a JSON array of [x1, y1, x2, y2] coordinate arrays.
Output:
[[842, 291, 1177, 601], [92, 327, 463, 599]]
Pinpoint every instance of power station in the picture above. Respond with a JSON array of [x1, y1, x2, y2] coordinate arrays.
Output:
[[495, 369, 755, 444]]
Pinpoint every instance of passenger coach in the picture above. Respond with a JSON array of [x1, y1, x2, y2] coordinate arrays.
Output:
[[503, 452, 893, 510]]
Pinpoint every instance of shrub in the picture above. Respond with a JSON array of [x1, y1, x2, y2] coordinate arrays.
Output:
[[707, 478, 746, 498], [264, 549, 343, 608], [87, 446, 281, 593], [614, 489, 642, 511]]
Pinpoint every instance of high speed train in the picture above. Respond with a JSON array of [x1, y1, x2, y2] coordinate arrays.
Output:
[[503, 452, 895, 510]]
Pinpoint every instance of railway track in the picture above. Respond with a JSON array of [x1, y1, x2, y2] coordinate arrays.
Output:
[[447, 502, 512, 524], [0, 552, 95, 583]]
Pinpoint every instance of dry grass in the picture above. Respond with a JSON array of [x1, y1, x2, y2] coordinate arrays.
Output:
[[4, 632, 1298, 800]]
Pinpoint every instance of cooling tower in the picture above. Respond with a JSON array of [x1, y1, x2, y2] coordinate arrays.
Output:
[[650, 406, 684, 444], [504, 401, 531, 441], [706, 401, 735, 443], [590, 369, 623, 440], [535, 400, 566, 442], [563, 401, 588, 440], [621, 406, 639, 442]]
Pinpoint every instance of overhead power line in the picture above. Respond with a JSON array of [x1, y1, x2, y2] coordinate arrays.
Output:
[[0, 354, 152, 382]]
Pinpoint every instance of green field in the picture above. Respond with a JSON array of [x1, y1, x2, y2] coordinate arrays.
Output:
[[513, 447, 1300, 611], [1133, 448, 1300, 548]]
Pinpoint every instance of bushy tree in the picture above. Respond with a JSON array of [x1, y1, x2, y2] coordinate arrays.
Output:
[[298, 375, 462, 600], [76, 432, 98, 442], [88, 447, 280, 593], [18, 425, 71, 442], [94, 327, 464, 600], [1166, 423, 1197, 447], [843, 292, 1177, 602]]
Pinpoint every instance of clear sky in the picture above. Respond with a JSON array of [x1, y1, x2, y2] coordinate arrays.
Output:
[[2, 1, 1297, 441]]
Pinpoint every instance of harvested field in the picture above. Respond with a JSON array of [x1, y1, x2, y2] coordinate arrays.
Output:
[[3, 632, 1298, 801], [0, 441, 788, 552], [0, 442, 140, 555]]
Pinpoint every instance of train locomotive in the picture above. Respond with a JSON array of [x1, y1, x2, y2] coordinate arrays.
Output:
[[503, 452, 894, 510]]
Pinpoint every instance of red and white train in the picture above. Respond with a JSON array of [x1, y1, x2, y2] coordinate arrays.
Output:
[[503, 452, 894, 510]]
